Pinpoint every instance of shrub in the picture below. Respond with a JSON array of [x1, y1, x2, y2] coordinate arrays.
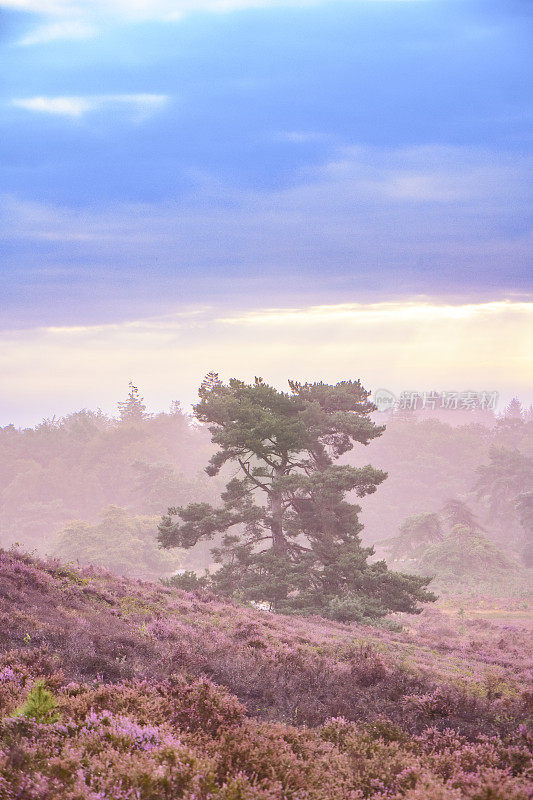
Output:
[[163, 570, 210, 592], [12, 679, 60, 723]]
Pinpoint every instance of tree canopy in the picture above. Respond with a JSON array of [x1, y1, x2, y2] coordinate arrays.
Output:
[[54, 505, 181, 580], [474, 447, 533, 558], [158, 375, 436, 621], [383, 512, 443, 562], [381, 498, 526, 594], [418, 524, 512, 581]]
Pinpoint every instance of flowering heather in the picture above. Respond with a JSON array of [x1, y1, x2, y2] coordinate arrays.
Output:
[[0, 548, 531, 798]]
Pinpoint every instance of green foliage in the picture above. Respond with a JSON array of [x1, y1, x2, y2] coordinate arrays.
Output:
[[473, 446, 533, 557], [384, 497, 530, 595], [54, 506, 181, 580], [326, 591, 386, 623], [474, 447, 533, 524], [441, 498, 483, 531], [2, 388, 531, 582], [384, 512, 443, 561], [163, 570, 210, 591], [159, 375, 436, 620], [132, 461, 201, 515], [419, 524, 512, 581], [12, 679, 60, 723]]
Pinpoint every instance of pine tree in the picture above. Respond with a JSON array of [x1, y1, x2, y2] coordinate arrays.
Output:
[[503, 397, 523, 420], [384, 512, 443, 562], [474, 447, 533, 523], [441, 498, 483, 531], [118, 382, 149, 423], [159, 375, 435, 621], [12, 680, 60, 723], [419, 524, 512, 580]]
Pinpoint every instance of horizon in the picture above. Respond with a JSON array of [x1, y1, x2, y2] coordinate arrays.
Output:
[[2, 371, 530, 431], [1, 297, 532, 426]]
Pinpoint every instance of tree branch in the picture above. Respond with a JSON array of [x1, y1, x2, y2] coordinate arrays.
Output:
[[238, 458, 271, 492]]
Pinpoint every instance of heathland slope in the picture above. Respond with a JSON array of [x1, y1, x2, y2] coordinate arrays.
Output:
[[0, 548, 531, 799]]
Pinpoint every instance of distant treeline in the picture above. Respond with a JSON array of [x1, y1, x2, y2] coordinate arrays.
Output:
[[349, 400, 533, 561], [0, 389, 219, 561], [0, 388, 531, 581]]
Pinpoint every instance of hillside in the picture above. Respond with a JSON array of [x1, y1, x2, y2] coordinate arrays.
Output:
[[1, 547, 531, 799]]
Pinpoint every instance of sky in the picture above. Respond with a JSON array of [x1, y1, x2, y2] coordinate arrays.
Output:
[[1, 0, 532, 424]]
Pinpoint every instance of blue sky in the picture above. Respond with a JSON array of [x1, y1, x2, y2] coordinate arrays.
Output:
[[0, 0, 532, 423]]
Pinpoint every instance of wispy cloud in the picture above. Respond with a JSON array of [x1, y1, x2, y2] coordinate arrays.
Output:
[[318, 144, 531, 204], [218, 300, 533, 326], [17, 19, 96, 46], [4, 0, 430, 44], [2, 144, 530, 285], [11, 94, 170, 118], [4, 0, 425, 15], [0, 299, 530, 427]]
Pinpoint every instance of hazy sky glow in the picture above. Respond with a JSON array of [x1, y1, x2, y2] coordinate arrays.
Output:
[[1, 0, 532, 422], [1, 300, 532, 426]]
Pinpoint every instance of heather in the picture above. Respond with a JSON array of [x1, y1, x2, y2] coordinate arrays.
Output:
[[1, 548, 532, 798]]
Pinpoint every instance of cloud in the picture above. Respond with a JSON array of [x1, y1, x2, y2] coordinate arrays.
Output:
[[11, 94, 170, 118], [1, 142, 530, 343], [218, 300, 533, 326], [0, 299, 531, 427], [17, 19, 96, 45], [317, 144, 531, 204], [2, 144, 530, 284], [3, 0, 424, 14], [4, 0, 430, 43]]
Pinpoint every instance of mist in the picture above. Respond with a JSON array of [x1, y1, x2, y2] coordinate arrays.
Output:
[[1, 385, 531, 612]]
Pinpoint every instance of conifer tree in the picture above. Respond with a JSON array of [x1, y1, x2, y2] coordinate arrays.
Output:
[[441, 498, 483, 531], [159, 375, 435, 621], [503, 397, 523, 420], [12, 680, 60, 723], [118, 382, 149, 423], [474, 447, 533, 524], [384, 512, 443, 562]]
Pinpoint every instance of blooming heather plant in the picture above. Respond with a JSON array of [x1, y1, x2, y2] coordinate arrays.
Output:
[[0, 548, 531, 799]]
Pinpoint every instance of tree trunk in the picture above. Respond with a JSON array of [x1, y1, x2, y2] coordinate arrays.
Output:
[[270, 466, 287, 554], [270, 491, 287, 554]]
